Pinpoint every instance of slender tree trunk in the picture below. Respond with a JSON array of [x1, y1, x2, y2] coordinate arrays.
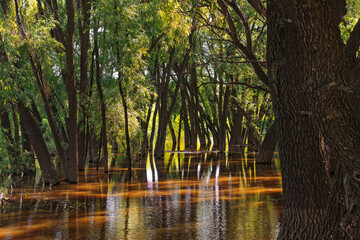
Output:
[[168, 120, 177, 151], [181, 84, 191, 148], [65, 0, 78, 183], [95, 42, 108, 173], [119, 79, 132, 171], [218, 82, 231, 153], [17, 102, 59, 184], [140, 98, 153, 156], [77, 0, 91, 171], [177, 112, 182, 151]]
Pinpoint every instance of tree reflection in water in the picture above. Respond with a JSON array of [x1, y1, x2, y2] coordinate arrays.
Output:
[[0, 151, 282, 240]]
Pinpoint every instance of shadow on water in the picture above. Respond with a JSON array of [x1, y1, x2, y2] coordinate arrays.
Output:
[[0, 151, 282, 240]]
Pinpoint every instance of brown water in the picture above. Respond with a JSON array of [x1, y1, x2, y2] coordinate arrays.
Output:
[[0, 152, 282, 240]]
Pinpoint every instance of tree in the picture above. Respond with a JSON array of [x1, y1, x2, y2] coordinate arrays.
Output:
[[267, 0, 360, 238]]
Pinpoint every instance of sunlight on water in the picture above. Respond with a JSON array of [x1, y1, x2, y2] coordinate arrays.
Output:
[[0, 151, 282, 240]]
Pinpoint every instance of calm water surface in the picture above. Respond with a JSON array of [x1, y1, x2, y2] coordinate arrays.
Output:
[[0, 151, 282, 240]]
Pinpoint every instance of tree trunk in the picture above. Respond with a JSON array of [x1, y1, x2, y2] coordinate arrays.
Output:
[[65, 0, 78, 183], [140, 98, 153, 156], [267, 1, 331, 239], [17, 102, 59, 184], [118, 79, 131, 171], [218, 81, 231, 153], [149, 98, 159, 152], [272, 1, 360, 238], [256, 120, 277, 164], [168, 119, 177, 151], [77, 0, 91, 171], [95, 41, 108, 173], [181, 84, 191, 148]]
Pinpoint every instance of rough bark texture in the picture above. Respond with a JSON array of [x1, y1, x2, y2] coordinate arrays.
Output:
[[267, 1, 330, 239], [280, 1, 360, 238]]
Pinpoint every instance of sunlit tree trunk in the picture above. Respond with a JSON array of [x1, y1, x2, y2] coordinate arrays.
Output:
[[218, 76, 231, 153], [181, 82, 191, 149]]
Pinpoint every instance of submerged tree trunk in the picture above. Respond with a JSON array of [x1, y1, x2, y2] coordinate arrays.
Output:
[[95, 41, 108, 173], [256, 121, 277, 164], [168, 119, 177, 151], [267, 1, 330, 239], [17, 102, 59, 184], [77, 0, 91, 171], [118, 79, 132, 171], [273, 1, 360, 238], [65, 0, 78, 183]]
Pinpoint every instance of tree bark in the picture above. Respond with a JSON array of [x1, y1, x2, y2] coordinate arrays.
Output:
[[17, 102, 59, 184], [77, 0, 91, 171], [65, 0, 78, 183], [267, 1, 330, 239], [273, 1, 360, 238]]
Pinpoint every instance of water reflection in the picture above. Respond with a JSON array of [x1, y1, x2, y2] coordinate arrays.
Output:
[[0, 152, 282, 240]]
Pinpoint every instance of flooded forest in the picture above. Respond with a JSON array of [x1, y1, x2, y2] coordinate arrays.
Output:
[[1, 0, 360, 239]]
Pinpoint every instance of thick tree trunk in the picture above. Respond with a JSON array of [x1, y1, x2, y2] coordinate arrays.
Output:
[[274, 1, 360, 238], [17, 102, 59, 184], [256, 121, 277, 164], [267, 1, 330, 239]]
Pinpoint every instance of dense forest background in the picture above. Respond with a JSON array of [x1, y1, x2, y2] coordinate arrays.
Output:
[[1, 0, 360, 239], [0, 0, 278, 182]]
